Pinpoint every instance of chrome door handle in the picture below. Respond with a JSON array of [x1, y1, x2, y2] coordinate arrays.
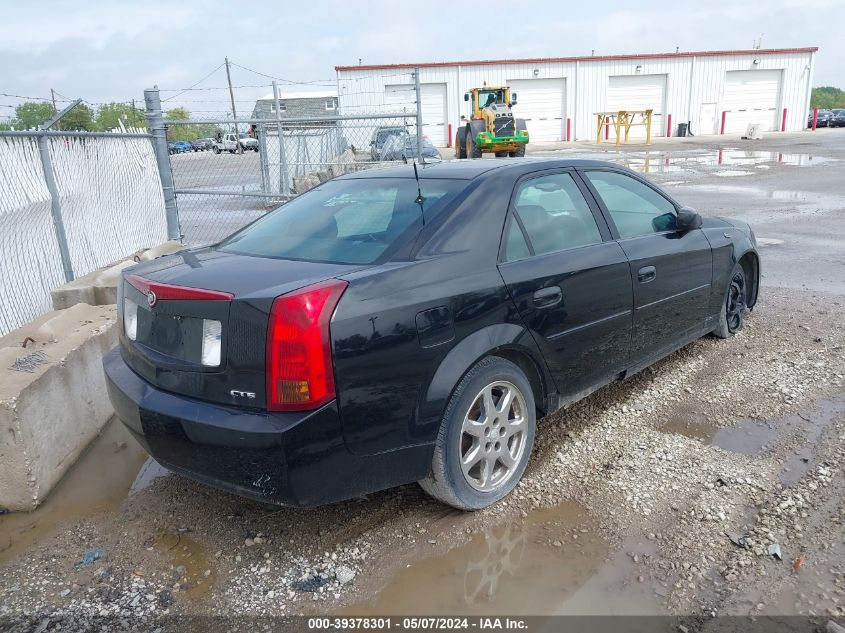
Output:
[[532, 286, 563, 308], [638, 266, 657, 283]]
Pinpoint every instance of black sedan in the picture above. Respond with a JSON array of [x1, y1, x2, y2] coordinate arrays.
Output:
[[831, 109, 845, 128], [808, 109, 834, 128], [104, 159, 759, 510]]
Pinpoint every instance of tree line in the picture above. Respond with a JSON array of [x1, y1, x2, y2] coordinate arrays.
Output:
[[0, 102, 222, 140], [810, 87, 845, 110]]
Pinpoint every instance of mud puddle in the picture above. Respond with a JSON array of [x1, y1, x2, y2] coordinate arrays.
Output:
[[148, 529, 216, 601], [659, 397, 845, 475], [0, 418, 168, 564], [346, 501, 662, 615]]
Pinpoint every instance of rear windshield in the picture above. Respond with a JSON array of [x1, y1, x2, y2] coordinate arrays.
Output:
[[219, 177, 466, 264]]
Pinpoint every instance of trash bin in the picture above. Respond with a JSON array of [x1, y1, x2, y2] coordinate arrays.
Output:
[[677, 123, 688, 137]]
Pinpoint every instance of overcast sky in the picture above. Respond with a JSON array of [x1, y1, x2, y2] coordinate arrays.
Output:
[[1, 0, 841, 119]]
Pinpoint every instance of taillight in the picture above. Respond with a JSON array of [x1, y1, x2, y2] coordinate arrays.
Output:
[[266, 279, 348, 412], [126, 275, 234, 302]]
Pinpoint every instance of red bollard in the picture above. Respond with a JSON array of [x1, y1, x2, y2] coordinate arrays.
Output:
[[666, 114, 672, 137], [781, 108, 787, 132], [812, 107, 819, 130], [447, 123, 452, 147], [605, 116, 609, 140], [720, 111, 727, 135], [566, 118, 571, 142]]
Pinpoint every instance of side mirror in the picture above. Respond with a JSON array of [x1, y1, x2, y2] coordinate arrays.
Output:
[[676, 206, 703, 232], [464, 93, 469, 102], [510, 92, 517, 102]]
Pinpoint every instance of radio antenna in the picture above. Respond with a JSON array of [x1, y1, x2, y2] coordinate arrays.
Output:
[[413, 161, 425, 225]]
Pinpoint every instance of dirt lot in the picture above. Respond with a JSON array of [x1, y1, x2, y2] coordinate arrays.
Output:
[[2, 130, 845, 632]]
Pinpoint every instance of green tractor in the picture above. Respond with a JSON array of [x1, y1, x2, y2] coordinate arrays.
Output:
[[455, 86, 529, 159]]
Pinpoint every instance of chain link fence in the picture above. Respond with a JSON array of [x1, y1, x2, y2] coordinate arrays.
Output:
[[158, 73, 433, 246], [0, 129, 167, 336]]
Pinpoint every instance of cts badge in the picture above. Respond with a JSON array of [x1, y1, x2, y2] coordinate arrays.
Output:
[[230, 390, 256, 400]]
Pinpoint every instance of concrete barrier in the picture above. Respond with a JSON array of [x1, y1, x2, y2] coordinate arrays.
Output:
[[0, 303, 118, 511], [51, 240, 185, 310]]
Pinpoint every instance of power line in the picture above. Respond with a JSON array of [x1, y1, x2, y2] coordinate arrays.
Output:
[[226, 60, 335, 87], [162, 63, 226, 102]]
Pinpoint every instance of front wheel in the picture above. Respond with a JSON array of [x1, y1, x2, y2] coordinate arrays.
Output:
[[467, 130, 483, 159], [419, 356, 536, 510], [455, 128, 467, 159], [712, 263, 747, 338], [508, 144, 526, 158], [213, 146, 221, 154]]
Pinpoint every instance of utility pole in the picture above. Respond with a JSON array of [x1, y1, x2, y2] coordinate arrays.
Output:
[[225, 56, 242, 154], [51, 89, 59, 131], [414, 68, 423, 162], [131, 98, 136, 128]]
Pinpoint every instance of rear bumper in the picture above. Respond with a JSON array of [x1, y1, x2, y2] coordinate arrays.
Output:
[[103, 347, 431, 506]]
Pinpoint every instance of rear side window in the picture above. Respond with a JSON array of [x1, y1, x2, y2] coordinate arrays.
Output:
[[584, 171, 677, 238], [510, 173, 602, 257], [219, 178, 465, 264]]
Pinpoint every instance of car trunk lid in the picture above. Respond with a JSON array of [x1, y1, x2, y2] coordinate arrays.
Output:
[[119, 247, 363, 408]]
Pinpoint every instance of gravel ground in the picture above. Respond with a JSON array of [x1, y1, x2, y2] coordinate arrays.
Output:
[[2, 132, 845, 631]]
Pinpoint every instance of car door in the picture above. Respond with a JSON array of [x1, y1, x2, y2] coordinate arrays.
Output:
[[497, 170, 633, 400], [580, 168, 712, 368]]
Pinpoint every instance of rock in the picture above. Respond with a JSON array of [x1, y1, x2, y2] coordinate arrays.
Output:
[[826, 621, 845, 633], [335, 565, 356, 586], [768, 543, 783, 560], [59, 588, 71, 597]]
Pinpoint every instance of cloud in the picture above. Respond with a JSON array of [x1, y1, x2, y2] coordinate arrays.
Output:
[[0, 0, 839, 119]]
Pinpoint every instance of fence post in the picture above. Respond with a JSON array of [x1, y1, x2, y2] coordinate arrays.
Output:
[[144, 87, 181, 241], [36, 135, 74, 282], [272, 81, 290, 195], [414, 67, 423, 162]]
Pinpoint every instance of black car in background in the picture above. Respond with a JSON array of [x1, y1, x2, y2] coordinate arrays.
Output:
[[808, 109, 834, 127], [104, 159, 759, 510], [192, 138, 215, 151], [831, 109, 845, 128]]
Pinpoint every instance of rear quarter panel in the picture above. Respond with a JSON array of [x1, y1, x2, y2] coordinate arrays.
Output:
[[331, 169, 550, 456]]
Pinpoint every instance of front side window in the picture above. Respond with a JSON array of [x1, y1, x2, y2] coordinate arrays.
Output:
[[220, 178, 465, 265], [584, 171, 677, 239], [509, 172, 602, 258]]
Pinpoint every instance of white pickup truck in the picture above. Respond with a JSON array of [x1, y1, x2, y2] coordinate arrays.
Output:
[[213, 132, 259, 154]]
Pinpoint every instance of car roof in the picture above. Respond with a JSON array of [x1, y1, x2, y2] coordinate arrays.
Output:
[[336, 158, 623, 180]]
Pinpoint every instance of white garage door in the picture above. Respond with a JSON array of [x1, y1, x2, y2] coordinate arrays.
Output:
[[384, 83, 448, 146], [506, 78, 566, 142], [607, 74, 667, 139], [722, 70, 782, 134]]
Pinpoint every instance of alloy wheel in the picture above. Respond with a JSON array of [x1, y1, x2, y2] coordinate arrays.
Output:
[[459, 381, 528, 492], [726, 271, 746, 333]]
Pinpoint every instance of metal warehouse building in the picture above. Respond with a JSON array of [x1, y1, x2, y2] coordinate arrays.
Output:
[[335, 47, 817, 145]]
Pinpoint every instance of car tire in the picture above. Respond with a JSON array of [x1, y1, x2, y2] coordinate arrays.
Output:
[[213, 147, 220, 154], [509, 145, 526, 158], [419, 356, 536, 510], [712, 262, 748, 339]]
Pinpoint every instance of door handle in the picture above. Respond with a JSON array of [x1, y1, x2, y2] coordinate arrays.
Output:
[[532, 286, 563, 308], [638, 266, 657, 283]]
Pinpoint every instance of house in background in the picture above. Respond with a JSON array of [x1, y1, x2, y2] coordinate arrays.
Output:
[[251, 90, 338, 126]]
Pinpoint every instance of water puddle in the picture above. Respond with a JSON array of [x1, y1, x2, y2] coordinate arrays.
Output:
[[150, 529, 215, 601], [712, 419, 778, 455], [659, 397, 845, 483], [0, 418, 168, 565], [346, 501, 659, 615]]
